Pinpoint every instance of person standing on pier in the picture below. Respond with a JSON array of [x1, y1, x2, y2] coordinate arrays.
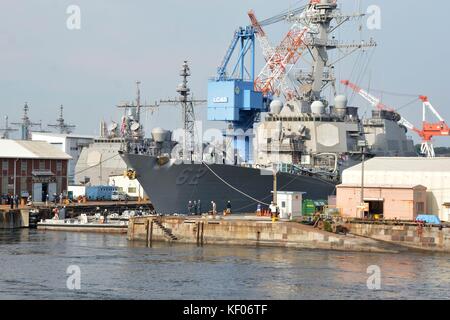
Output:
[[14, 195, 19, 209], [9, 195, 14, 210], [225, 201, 232, 216], [45, 194, 49, 206], [211, 201, 217, 216], [196, 200, 201, 215], [188, 201, 194, 215]]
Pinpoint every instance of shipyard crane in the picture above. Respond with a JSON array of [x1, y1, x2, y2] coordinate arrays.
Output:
[[217, 5, 306, 82], [416, 95, 450, 157], [255, 25, 309, 98], [248, 9, 309, 99], [341, 79, 450, 158]]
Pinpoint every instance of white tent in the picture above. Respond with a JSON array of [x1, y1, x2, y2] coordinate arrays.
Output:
[[342, 157, 450, 222]]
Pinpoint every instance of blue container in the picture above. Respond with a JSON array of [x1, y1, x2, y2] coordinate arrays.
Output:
[[86, 186, 118, 201]]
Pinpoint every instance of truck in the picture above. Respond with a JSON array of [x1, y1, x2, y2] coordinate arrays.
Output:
[[85, 186, 118, 201]]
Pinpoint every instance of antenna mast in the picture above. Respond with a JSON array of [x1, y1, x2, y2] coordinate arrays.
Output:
[[0, 116, 18, 139], [160, 61, 206, 162], [48, 105, 76, 134], [11, 103, 41, 140]]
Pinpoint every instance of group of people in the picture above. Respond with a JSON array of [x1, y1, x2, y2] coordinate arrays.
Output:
[[45, 193, 66, 206], [209, 200, 232, 216], [187, 200, 233, 216], [52, 206, 67, 220], [187, 200, 202, 215], [256, 202, 280, 218], [3, 194, 20, 209]]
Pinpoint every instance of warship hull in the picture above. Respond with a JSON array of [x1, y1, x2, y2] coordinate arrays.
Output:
[[120, 153, 337, 214]]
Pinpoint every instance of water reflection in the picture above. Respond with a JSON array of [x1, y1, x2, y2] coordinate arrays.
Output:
[[0, 229, 449, 300]]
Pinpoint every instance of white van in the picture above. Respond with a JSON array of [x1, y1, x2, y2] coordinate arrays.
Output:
[[111, 191, 127, 201]]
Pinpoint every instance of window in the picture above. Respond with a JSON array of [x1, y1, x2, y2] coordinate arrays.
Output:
[[39, 160, 45, 170], [417, 202, 425, 214], [282, 201, 286, 208], [21, 161, 27, 172], [128, 187, 137, 194], [56, 161, 62, 172], [2, 160, 8, 171]]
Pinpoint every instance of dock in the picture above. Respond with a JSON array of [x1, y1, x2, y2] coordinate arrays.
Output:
[[0, 200, 153, 229], [127, 215, 402, 253], [37, 220, 128, 234]]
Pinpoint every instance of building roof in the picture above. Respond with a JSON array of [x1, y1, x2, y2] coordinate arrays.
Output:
[[338, 184, 427, 190], [344, 157, 450, 173], [0, 140, 72, 160], [31, 132, 95, 140]]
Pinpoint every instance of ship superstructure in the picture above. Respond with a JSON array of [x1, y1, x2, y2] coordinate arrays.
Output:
[[119, 0, 418, 214]]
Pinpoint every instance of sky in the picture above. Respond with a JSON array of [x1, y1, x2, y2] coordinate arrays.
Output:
[[1, 0, 449, 146]]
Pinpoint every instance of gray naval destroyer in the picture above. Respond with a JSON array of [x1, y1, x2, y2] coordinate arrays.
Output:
[[120, 0, 416, 214]]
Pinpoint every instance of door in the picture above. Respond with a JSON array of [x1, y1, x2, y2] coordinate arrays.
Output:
[[48, 183, 57, 201], [33, 183, 42, 202]]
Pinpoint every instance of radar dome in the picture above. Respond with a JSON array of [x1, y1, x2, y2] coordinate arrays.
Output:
[[270, 100, 283, 114], [334, 95, 348, 109], [311, 101, 325, 115], [152, 127, 168, 143]]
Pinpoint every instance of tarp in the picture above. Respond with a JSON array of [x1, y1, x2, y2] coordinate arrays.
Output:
[[416, 215, 441, 225]]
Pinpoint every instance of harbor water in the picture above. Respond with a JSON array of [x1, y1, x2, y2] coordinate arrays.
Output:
[[0, 229, 449, 300]]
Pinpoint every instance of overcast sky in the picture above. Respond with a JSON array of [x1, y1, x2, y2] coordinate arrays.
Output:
[[1, 0, 449, 146]]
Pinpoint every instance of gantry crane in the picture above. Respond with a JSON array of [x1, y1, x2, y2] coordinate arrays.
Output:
[[341, 79, 449, 158]]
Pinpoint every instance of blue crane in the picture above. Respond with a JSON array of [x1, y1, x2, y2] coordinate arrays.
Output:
[[207, 4, 306, 162]]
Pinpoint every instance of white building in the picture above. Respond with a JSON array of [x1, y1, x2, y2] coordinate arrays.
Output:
[[108, 175, 147, 200], [31, 132, 94, 185], [342, 157, 450, 222], [276, 191, 304, 220]]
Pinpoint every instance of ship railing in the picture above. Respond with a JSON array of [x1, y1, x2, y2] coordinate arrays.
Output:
[[259, 144, 302, 152]]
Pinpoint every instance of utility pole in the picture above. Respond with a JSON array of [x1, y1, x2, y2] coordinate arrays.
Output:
[[358, 140, 368, 219], [273, 167, 278, 206]]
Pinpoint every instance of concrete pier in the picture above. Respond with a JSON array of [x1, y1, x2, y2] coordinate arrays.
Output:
[[127, 216, 401, 253], [0, 210, 29, 229], [345, 222, 450, 252]]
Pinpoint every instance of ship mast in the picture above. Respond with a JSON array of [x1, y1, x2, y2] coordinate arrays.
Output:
[[161, 61, 206, 162], [0, 116, 18, 139], [117, 81, 159, 142], [289, 0, 376, 104], [48, 105, 76, 134], [11, 103, 40, 140]]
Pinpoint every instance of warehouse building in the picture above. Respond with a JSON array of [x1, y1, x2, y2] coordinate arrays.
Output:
[[337, 184, 427, 220], [340, 157, 450, 222], [31, 132, 94, 185], [0, 140, 71, 202]]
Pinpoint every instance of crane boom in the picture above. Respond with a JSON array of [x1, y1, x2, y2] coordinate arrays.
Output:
[[254, 26, 309, 98], [341, 79, 450, 158]]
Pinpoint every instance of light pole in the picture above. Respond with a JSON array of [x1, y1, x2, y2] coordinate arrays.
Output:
[[358, 140, 368, 219], [13, 158, 19, 200]]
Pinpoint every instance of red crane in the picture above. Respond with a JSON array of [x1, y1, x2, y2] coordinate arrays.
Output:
[[341, 79, 449, 158]]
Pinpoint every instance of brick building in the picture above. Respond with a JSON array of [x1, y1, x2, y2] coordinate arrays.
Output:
[[0, 140, 71, 202]]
